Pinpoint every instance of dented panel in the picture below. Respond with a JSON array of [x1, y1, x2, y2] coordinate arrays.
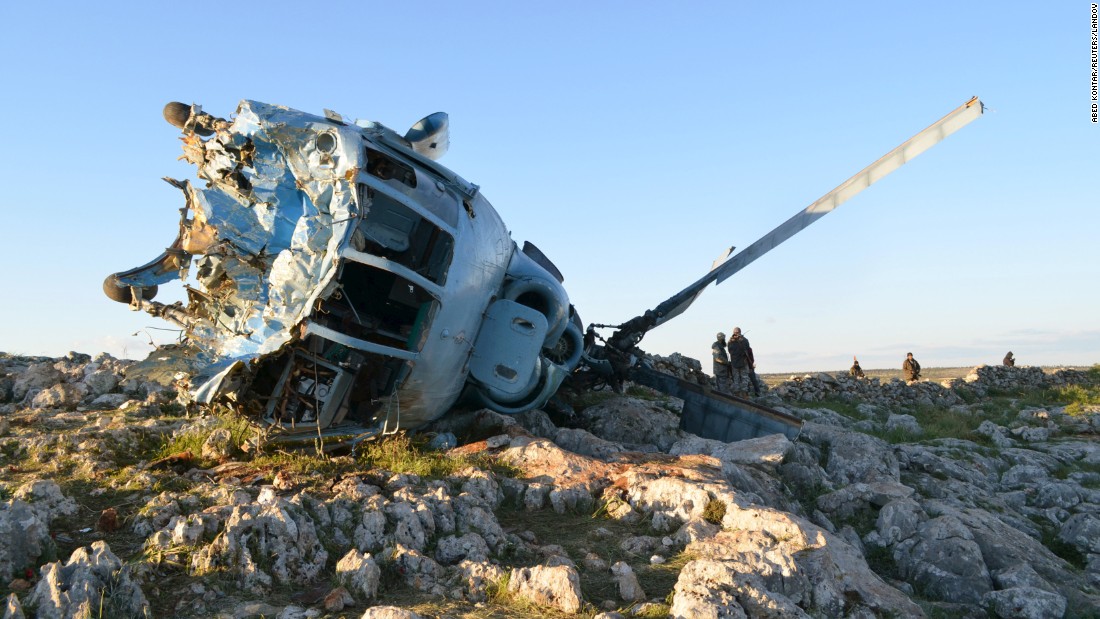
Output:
[[106, 100, 581, 439]]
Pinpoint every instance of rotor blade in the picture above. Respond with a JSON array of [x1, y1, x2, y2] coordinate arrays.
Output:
[[714, 96, 983, 285], [649, 96, 983, 329], [651, 246, 734, 326]]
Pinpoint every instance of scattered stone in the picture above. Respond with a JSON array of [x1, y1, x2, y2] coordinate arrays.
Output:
[[322, 586, 354, 613], [2, 352, 1100, 616], [25, 541, 149, 619], [611, 561, 645, 601], [507, 564, 583, 614], [336, 550, 381, 600]]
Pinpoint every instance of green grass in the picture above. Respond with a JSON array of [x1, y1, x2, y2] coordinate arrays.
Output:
[[354, 432, 517, 480], [562, 389, 619, 413], [624, 385, 680, 410], [812, 397, 866, 419], [1059, 383, 1100, 415], [494, 501, 684, 611], [156, 410, 258, 467], [701, 499, 726, 524], [1040, 526, 1087, 570]]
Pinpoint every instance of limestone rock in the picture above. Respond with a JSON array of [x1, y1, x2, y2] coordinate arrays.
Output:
[[508, 564, 583, 614], [982, 587, 1066, 619], [610, 561, 645, 602], [336, 549, 381, 600], [200, 428, 234, 461], [456, 559, 507, 603], [0, 501, 51, 580], [2, 593, 24, 619], [25, 541, 149, 619], [579, 396, 686, 451], [670, 559, 804, 619], [30, 383, 87, 409], [669, 433, 793, 467], [435, 533, 490, 565], [892, 514, 992, 605], [359, 607, 424, 619], [14, 480, 78, 523]]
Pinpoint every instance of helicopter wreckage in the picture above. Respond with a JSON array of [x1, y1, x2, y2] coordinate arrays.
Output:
[[105, 97, 984, 445]]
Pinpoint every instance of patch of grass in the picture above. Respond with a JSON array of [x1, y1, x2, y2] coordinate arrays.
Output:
[[355, 432, 515, 479], [910, 405, 981, 442], [563, 389, 619, 413], [156, 411, 258, 467], [814, 397, 864, 419], [864, 544, 898, 580], [634, 551, 695, 612], [1059, 384, 1100, 415], [834, 507, 879, 537], [251, 450, 349, 480], [1041, 528, 1087, 570], [495, 502, 678, 608], [1052, 460, 1100, 479], [863, 397, 1035, 445], [701, 499, 726, 524], [634, 602, 672, 617], [624, 385, 679, 412]]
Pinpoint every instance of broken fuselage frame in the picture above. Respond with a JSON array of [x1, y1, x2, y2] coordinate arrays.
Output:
[[106, 101, 584, 440]]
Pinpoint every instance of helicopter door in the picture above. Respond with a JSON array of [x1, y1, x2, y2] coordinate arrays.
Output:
[[470, 299, 547, 404]]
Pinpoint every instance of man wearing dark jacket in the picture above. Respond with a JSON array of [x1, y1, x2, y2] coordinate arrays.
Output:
[[903, 352, 921, 382], [727, 327, 756, 396]]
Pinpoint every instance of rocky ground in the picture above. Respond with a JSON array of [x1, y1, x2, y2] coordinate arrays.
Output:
[[1, 351, 1100, 618]]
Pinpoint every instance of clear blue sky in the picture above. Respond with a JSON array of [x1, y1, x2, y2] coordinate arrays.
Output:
[[1, 2, 1096, 373]]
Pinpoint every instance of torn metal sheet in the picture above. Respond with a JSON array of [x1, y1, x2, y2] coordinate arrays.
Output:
[[106, 101, 584, 441], [105, 98, 982, 446]]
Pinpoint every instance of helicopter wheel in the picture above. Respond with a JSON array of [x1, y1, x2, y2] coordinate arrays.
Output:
[[546, 334, 577, 366], [103, 275, 158, 304]]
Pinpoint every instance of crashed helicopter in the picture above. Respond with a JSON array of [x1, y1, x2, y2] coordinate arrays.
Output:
[[104, 97, 984, 445]]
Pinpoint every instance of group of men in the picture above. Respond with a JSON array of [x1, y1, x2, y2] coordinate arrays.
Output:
[[711, 328, 760, 397], [852, 353, 922, 381], [713, 335, 1018, 395], [850, 353, 922, 380]]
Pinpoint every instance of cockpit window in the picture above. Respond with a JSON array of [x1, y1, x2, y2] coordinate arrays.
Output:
[[365, 147, 416, 189], [316, 262, 438, 353], [354, 185, 454, 284]]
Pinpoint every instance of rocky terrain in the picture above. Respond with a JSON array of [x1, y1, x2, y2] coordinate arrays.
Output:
[[1, 351, 1099, 618]]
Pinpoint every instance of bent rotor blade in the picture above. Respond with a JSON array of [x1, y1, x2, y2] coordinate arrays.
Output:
[[650, 96, 984, 328]]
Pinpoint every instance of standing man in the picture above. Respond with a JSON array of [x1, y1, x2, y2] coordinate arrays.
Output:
[[712, 332, 732, 392], [727, 327, 755, 396], [902, 352, 921, 382]]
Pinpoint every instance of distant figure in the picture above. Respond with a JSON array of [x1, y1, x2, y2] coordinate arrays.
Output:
[[849, 356, 865, 378], [583, 325, 596, 352], [1003, 351, 1015, 367], [711, 332, 732, 392], [727, 327, 757, 396], [902, 352, 921, 382]]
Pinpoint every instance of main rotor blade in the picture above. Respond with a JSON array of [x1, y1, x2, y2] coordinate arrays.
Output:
[[651, 96, 984, 328]]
